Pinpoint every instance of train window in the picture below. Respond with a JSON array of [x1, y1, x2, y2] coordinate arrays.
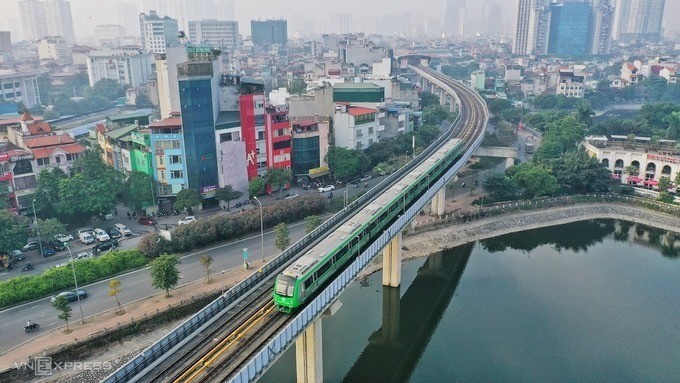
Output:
[[379, 213, 387, 222], [317, 261, 331, 277], [304, 278, 313, 289], [276, 275, 297, 297]]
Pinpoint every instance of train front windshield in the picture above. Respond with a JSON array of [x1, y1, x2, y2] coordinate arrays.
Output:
[[275, 275, 297, 297]]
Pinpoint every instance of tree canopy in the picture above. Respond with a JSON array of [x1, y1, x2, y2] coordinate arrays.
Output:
[[507, 162, 558, 198], [214, 185, 243, 209], [149, 254, 180, 297], [482, 173, 520, 202], [265, 168, 292, 192], [174, 189, 201, 212], [0, 211, 28, 253], [327, 146, 371, 181], [123, 171, 156, 211]]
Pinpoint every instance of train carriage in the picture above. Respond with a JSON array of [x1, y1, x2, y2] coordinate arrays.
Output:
[[274, 138, 467, 312]]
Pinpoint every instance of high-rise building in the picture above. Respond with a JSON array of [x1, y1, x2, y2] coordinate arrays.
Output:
[[86, 48, 154, 87], [548, 1, 592, 56], [612, 0, 666, 43], [18, 0, 74, 44], [139, 10, 179, 54], [0, 31, 13, 61], [251, 19, 288, 47], [513, 0, 551, 55], [44, 0, 75, 45], [445, 0, 467, 37], [188, 20, 239, 50], [116, 2, 140, 37], [588, 0, 615, 54], [482, 0, 503, 37], [18, 0, 47, 41]]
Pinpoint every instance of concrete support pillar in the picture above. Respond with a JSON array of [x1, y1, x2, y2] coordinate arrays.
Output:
[[295, 319, 323, 383], [381, 286, 400, 342], [505, 157, 515, 169], [430, 187, 446, 216], [439, 91, 446, 105], [449, 100, 456, 113], [382, 231, 402, 287]]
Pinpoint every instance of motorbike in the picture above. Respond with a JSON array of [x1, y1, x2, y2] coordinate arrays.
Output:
[[328, 192, 333, 199], [24, 323, 40, 333], [21, 263, 34, 272], [173, 209, 179, 215]]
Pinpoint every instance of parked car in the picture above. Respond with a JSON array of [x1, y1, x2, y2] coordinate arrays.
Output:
[[76, 227, 94, 236], [9, 249, 24, 262], [106, 227, 122, 239], [359, 175, 372, 182], [79, 232, 95, 245], [73, 251, 94, 260], [51, 289, 87, 304], [93, 228, 110, 242], [22, 241, 40, 252], [138, 216, 157, 226], [348, 179, 360, 187], [318, 185, 336, 193], [40, 245, 56, 257], [93, 239, 118, 254], [285, 193, 300, 200], [54, 233, 74, 242], [178, 216, 197, 225], [48, 240, 66, 252], [113, 223, 132, 236]]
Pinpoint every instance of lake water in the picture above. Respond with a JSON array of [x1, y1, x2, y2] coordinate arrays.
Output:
[[261, 219, 680, 382]]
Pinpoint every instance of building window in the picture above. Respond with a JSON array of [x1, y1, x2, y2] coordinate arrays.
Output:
[[171, 170, 183, 179], [66, 154, 72, 161], [368, 126, 374, 134], [169, 155, 182, 164], [55, 156, 61, 164], [257, 131, 265, 140], [37, 158, 48, 166]]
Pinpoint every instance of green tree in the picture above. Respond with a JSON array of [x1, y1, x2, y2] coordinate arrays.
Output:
[[63, 72, 89, 97], [508, 163, 558, 198], [574, 100, 594, 128], [274, 223, 290, 251], [625, 165, 639, 177], [137, 233, 172, 258], [214, 185, 243, 210], [482, 173, 520, 201], [327, 146, 366, 181], [657, 191, 675, 203], [84, 78, 126, 102], [248, 177, 266, 198], [0, 211, 29, 253], [37, 73, 54, 105], [422, 104, 450, 125], [658, 176, 672, 191], [420, 92, 440, 109], [666, 111, 680, 140], [149, 254, 180, 298], [200, 255, 213, 283], [34, 167, 68, 217], [52, 295, 72, 333], [288, 79, 307, 95], [174, 188, 201, 212], [108, 279, 124, 315], [305, 215, 322, 234], [550, 149, 612, 193], [123, 171, 156, 211], [486, 98, 513, 115], [35, 218, 67, 240], [135, 94, 153, 108], [265, 168, 292, 192]]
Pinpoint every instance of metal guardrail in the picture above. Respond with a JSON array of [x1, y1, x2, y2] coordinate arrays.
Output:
[[230, 86, 488, 382], [103, 73, 465, 383]]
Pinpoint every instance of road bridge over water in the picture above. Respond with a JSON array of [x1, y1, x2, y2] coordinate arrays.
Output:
[[104, 66, 489, 383]]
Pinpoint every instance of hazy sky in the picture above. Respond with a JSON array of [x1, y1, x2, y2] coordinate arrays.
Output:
[[0, 0, 678, 42]]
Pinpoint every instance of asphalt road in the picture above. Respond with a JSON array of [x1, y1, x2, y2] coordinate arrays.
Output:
[[0, 176, 386, 353]]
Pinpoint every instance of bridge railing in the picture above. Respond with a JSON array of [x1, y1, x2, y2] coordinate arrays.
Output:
[[103, 69, 466, 383], [229, 73, 488, 383]]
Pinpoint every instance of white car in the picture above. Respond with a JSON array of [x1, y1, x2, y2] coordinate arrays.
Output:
[[54, 233, 74, 242], [178, 216, 197, 225], [74, 251, 94, 260], [285, 193, 300, 200], [317, 185, 335, 193], [93, 228, 110, 242], [113, 223, 132, 236]]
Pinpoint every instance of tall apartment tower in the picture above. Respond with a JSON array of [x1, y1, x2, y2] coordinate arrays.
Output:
[[44, 0, 75, 45], [588, 0, 615, 54], [139, 10, 179, 54], [445, 0, 467, 38], [188, 20, 239, 50], [18, 0, 47, 41], [250, 19, 288, 47], [513, 0, 551, 55], [612, 0, 666, 43]]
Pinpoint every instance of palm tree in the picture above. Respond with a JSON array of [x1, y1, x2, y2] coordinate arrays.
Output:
[[625, 165, 639, 177], [626, 134, 637, 150], [666, 111, 680, 140], [574, 101, 594, 128]]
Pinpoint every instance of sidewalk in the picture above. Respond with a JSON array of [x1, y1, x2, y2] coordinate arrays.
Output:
[[0, 259, 269, 372]]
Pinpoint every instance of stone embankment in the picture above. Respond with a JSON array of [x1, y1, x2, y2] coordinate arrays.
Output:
[[401, 203, 680, 260]]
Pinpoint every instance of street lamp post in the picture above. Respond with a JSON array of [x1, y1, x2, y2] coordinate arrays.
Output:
[[253, 196, 265, 263], [66, 245, 85, 324], [31, 199, 44, 258], [148, 174, 156, 215], [344, 189, 349, 210]]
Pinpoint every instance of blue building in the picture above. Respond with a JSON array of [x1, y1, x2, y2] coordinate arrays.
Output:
[[177, 56, 220, 197], [548, 2, 592, 56], [148, 113, 188, 201]]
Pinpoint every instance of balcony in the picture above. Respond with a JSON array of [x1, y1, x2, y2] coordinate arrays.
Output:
[[177, 61, 213, 77]]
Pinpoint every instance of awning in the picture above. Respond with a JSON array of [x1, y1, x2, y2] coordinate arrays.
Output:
[[611, 174, 620, 179], [308, 170, 331, 179], [644, 180, 659, 186], [628, 176, 642, 183]]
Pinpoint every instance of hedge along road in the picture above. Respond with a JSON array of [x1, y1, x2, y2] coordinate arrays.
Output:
[[0, 217, 316, 355]]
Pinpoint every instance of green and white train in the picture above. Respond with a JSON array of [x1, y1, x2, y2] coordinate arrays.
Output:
[[273, 138, 466, 313]]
